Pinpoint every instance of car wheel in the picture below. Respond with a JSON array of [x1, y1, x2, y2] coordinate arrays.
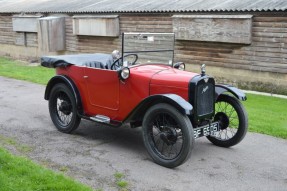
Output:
[[49, 83, 81, 133], [142, 103, 194, 168], [207, 94, 248, 147]]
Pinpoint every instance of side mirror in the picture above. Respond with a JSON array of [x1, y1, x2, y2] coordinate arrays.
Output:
[[118, 67, 130, 81], [173, 62, 185, 71]]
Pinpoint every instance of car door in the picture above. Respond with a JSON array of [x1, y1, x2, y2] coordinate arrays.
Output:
[[84, 67, 119, 111]]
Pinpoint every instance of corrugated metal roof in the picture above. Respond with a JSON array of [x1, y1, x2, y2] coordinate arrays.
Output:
[[0, 0, 286, 14]]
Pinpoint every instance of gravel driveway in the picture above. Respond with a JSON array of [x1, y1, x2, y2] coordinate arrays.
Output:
[[0, 76, 286, 191]]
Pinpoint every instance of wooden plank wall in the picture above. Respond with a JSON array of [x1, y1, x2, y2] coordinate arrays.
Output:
[[0, 14, 14, 45], [120, 15, 172, 33], [77, 35, 119, 54], [174, 14, 287, 74], [0, 13, 287, 74], [65, 16, 121, 54], [25, 33, 38, 47], [65, 15, 173, 54], [64, 13, 287, 74], [14, 32, 37, 46], [0, 14, 37, 47], [65, 17, 78, 52]]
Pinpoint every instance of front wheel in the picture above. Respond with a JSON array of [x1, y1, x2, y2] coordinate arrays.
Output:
[[207, 94, 248, 147], [142, 103, 194, 168], [49, 83, 81, 133]]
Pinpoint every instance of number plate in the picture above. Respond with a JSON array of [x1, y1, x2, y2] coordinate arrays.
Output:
[[193, 122, 220, 139]]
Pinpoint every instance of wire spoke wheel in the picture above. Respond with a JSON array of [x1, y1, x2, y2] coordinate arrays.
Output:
[[207, 94, 248, 147], [213, 101, 239, 140], [49, 83, 81, 133], [55, 92, 73, 126], [149, 113, 184, 160], [142, 103, 194, 168]]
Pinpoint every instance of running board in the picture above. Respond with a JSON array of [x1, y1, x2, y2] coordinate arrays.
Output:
[[77, 113, 122, 127], [90, 115, 110, 123]]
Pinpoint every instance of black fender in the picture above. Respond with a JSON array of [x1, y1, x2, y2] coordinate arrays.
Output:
[[215, 84, 247, 101], [44, 75, 83, 113], [124, 94, 193, 123]]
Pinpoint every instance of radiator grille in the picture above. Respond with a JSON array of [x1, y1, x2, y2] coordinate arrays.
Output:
[[196, 83, 214, 117]]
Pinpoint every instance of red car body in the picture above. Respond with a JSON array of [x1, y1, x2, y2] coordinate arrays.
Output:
[[42, 33, 248, 168], [56, 64, 197, 121]]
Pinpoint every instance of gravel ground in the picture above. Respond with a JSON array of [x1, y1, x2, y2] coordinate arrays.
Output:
[[0, 76, 287, 191]]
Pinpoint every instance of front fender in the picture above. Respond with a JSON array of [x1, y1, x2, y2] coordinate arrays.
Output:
[[124, 94, 193, 123], [44, 75, 83, 112], [215, 84, 247, 101]]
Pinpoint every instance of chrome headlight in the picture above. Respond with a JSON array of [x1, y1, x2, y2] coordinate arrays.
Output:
[[173, 62, 185, 71], [120, 67, 130, 80]]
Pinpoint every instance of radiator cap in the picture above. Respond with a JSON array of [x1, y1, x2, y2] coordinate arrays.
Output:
[[201, 64, 206, 76]]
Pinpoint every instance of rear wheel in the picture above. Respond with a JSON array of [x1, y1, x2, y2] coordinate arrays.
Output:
[[49, 83, 81, 133], [207, 94, 248, 147], [142, 103, 194, 168]]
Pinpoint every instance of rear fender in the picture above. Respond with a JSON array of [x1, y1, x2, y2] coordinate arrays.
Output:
[[124, 94, 193, 123], [215, 84, 247, 101], [44, 75, 83, 113]]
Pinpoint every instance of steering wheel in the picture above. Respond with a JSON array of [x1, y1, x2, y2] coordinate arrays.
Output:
[[111, 54, 138, 70]]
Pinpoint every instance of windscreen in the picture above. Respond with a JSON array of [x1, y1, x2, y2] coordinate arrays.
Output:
[[122, 33, 175, 65]]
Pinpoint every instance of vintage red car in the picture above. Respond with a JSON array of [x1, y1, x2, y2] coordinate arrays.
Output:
[[41, 33, 248, 168]]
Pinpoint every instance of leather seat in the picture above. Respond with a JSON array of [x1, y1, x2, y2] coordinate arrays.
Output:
[[84, 54, 114, 69]]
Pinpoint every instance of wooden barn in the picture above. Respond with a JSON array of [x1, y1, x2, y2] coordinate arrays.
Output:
[[0, 0, 287, 94]]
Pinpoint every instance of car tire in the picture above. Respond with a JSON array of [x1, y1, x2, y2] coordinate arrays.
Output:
[[49, 83, 81, 133], [142, 103, 194, 168], [207, 94, 248, 147]]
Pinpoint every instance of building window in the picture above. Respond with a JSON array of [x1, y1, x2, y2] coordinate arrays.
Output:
[[172, 15, 253, 44], [12, 15, 42, 32], [73, 15, 119, 37]]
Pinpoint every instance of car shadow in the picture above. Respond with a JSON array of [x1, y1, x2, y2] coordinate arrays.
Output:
[[69, 119, 235, 166], [72, 119, 146, 156]]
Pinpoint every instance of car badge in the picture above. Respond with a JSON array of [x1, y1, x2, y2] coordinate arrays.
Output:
[[201, 64, 206, 76], [204, 78, 209, 83], [202, 86, 209, 94]]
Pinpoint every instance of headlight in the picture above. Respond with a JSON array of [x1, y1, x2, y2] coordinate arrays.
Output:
[[173, 62, 185, 71], [178, 63, 185, 71], [120, 67, 130, 80]]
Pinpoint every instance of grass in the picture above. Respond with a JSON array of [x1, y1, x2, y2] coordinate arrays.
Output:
[[0, 147, 93, 191], [0, 135, 93, 190], [0, 57, 54, 85], [243, 94, 287, 139], [114, 172, 124, 180], [114, 172, 129, 190], [0, 135, 33, 154]]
